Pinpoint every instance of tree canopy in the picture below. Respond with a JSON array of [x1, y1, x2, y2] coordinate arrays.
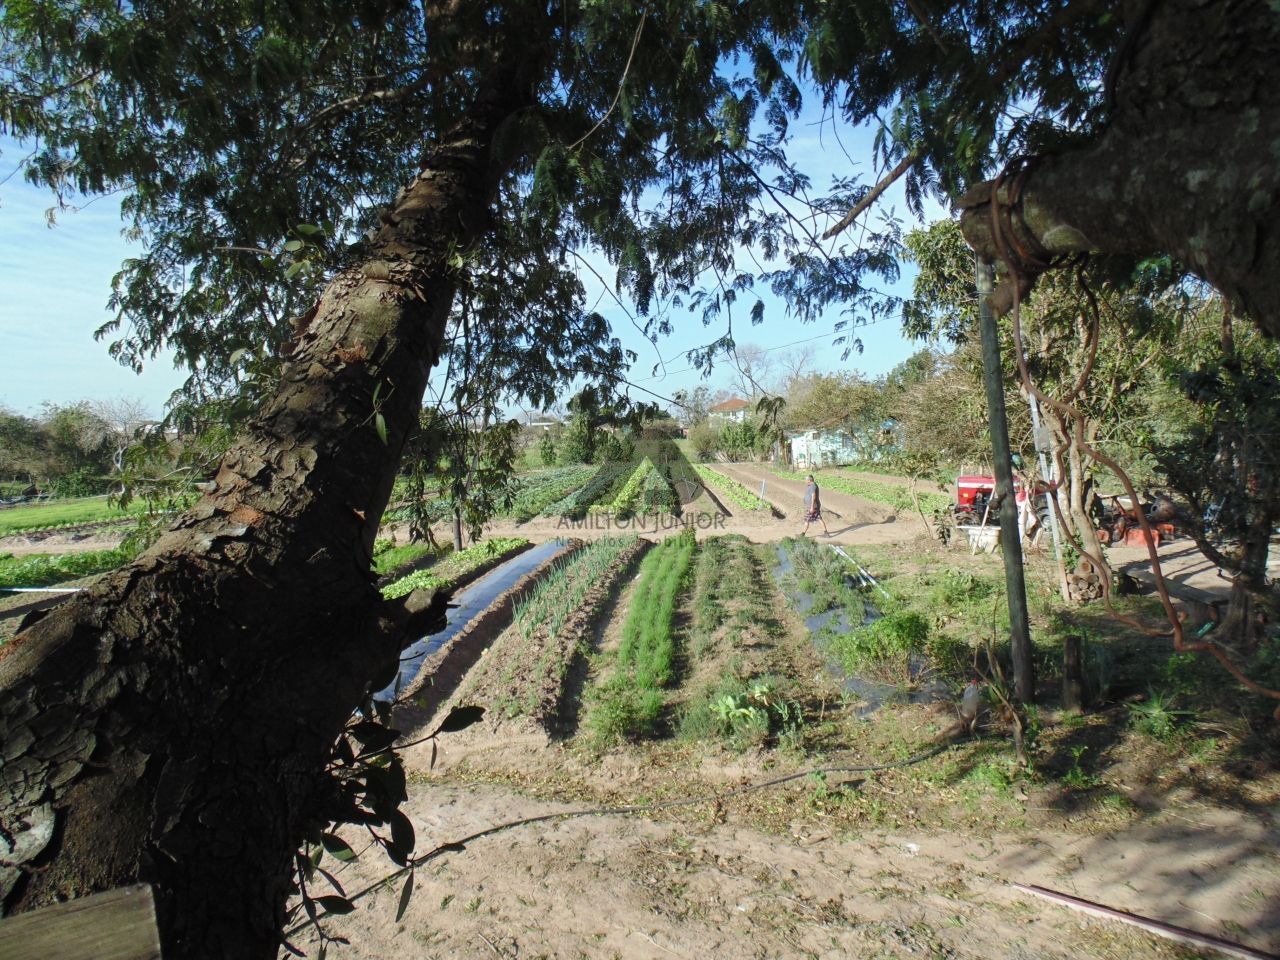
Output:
[[4, 0, 1279, 954]]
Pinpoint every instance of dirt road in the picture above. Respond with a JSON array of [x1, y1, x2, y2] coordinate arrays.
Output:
[[298, 777, 1279, 960], [709, 462, 928, 543]]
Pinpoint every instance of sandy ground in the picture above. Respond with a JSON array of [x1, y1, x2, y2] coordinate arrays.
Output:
[[294, 768, 1279, 960]]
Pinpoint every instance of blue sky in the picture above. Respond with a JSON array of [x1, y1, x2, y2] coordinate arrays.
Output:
[[0, 114, 943, 422]]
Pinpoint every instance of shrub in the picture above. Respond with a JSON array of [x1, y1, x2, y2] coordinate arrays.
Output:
[[829, 608, 928, 675]]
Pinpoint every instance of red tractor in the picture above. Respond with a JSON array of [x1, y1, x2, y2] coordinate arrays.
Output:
[[953, 474, 1054, 532], [951, 474, 1178, 548]]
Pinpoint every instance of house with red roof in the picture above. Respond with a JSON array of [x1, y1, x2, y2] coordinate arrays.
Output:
[[708, 397, 751, 425]]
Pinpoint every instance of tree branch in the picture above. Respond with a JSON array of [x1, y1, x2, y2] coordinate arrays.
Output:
[[821, 152, 916, 241]]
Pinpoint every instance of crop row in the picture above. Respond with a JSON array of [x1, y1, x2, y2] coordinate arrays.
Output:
[[587, 529, 696, 743], [542, 462, 631, 519], [495, 535, 643, 721], [380, 537, 529, 599], [508, 466, 597, 521], [773, 468, 951, 515], [691, 464, 771, 512], [0, 545, 137, 590], [602, 458, 678, 518], [512, 536, 638, 644]]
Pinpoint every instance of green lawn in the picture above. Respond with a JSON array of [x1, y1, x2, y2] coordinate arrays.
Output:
[[0, 496, 144, 537]]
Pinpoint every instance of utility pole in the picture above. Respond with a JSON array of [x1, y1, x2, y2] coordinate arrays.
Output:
[[977, 256, 1036, 703]]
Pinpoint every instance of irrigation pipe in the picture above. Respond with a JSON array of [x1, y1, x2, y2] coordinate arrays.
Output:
[[283, 740, 959, 937], [828, 544, 891, 599], [0, 586, 83, 593], [1012, 883, 1278, 960]]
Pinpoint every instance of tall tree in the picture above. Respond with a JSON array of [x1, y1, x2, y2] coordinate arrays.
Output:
[[3, 3, 889, 954], [4, 0, 1280, 951]]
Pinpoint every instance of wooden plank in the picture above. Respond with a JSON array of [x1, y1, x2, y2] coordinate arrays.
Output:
[[1120, 565, 1225, 607], [0, 884, 161, 960]]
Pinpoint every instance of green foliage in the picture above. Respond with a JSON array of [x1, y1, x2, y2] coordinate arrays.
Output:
[[1060, 745, 1102, 790], [502, 536, 640, 720], [511, 536, 637, 652], [616, 530, 696, 689], [507, 466, 596, 522], [537, 432, 557, 468], [1127, 688, 1195, 742], [372, 542, 443, 578], [829, 609, 929, 676], [693, 463, 770, 511], [543, 462, 631, 519], [706, 679, 803, 746], [380, 537, 528, 599], [0, 545, 138, 589], [775, 467, 951, 515], [557, 412, 598, 466], [717, 420, 758, 461], [601, 456, 677, 519], [587, 530, 696, 745], [688, 423, 719, 462]]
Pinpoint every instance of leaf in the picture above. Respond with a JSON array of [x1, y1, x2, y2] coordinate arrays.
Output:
[[348, 720, 400, 752], [284, 261, 306, 279], [375, 412, 388, 446], [321, 833, 357, 861], [316, 895, 356, 915], [317, 866, 346, 896], [390, 809, 416, 858], [395, 870, 415, 923], [283, 239, 305, 252], [295, 222, 323, 236], [433, 704, 485, 735]]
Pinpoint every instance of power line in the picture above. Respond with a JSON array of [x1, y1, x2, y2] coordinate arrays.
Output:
[[631, 314, 893, 384]]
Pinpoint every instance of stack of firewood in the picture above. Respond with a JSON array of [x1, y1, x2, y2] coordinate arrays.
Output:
[[1067, 562, 1105, 602]]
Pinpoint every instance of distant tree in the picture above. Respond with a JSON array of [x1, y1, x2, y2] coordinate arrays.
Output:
[[558, 411, 597, 466], [39, 402, 113, 494], [89, 396, 153, 474], [0, 409, 45, 485], [787, 372, 890, 460], [688, 423, 719, 462], [538, 430, 557, 468]]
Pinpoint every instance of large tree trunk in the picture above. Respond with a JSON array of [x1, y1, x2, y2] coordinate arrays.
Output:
[[0, 84, 525, 957], [961, 0, 1280, 337]]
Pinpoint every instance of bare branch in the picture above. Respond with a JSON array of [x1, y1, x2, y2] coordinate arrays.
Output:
[[822, 152, 916, 241]]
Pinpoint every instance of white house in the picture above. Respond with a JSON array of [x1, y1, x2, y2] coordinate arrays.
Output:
[[789, 429, 860, 468], [709, 397, 750, 424]]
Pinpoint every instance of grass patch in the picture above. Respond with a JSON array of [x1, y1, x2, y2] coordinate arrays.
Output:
[[0, 496, 145, 537], [372, 540, 444, 577], [0, 545, 139, 589]]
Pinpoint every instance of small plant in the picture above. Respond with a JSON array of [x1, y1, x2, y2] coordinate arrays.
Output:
[[1061, 744, 1101, 789], [701, 678, 803, 747], [1127, 687, 1194, 741]]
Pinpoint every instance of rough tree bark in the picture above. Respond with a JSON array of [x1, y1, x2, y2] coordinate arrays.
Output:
[[0, 77, 531, 957], [960, 0, 1280, 337]]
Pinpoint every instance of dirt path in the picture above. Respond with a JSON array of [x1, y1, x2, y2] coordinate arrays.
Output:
[[296, 777, 1278, 960], [710, 462, 928, 543]]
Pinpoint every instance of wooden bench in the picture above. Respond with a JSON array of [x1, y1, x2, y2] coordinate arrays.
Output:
[[0, 884, 160, 959]]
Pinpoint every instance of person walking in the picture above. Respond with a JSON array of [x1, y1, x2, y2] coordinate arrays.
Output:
[[801, 473, 829, 536]]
